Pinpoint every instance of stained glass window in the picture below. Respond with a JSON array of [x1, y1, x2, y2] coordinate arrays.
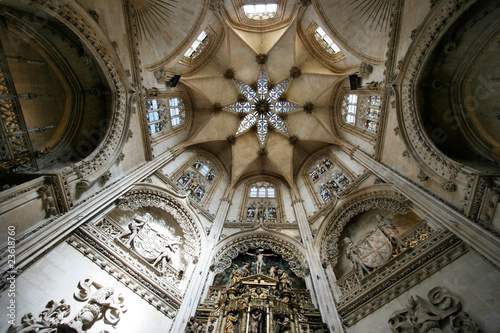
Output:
[[342, 93, 381, 133], [192, 158, 216, 181], [146, 97, 185, 135]]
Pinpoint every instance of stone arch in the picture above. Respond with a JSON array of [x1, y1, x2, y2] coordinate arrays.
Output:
[[212, 231, 308, 277], [394, 0, 491, 189], [317, 187, 410, 267], [116, 187, 204, 259], [22, 0, 135, 183]]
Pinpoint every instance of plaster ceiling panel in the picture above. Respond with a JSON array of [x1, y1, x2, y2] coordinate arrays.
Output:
[[189, 112, 241, 145], [227, 30, 261, 82], [314, 0, 390, 63], [138, 0, 208, 68], [231, 133, 261, 183], [181, 77, 239, 105], [266, 132, 294, 183], [286, 113, 336, 144], [232, 25, 289, 56], [299, 56, 338, 76], [265, 22, 298, 81], [292, 141, 330, 172], [286, 73, 338, 104], [241, 155, 285, 182]]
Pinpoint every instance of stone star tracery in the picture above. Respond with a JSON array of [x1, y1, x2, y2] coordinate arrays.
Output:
[[227, 67, 301, 144]]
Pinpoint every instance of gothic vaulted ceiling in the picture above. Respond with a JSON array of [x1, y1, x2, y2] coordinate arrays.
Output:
[[136, 0, 390, 187]]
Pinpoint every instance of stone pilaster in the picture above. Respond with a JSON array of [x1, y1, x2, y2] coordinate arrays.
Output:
[[292, 199, 344, 333], [170, 197, 231, 332]]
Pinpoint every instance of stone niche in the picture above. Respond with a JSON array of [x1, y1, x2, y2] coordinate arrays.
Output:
[[107, 206, 189, 273], [334, 209, 422, 278], [332, 208, 468, 327]]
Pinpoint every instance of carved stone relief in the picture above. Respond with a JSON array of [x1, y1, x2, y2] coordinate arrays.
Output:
[[7, 277, 126, 333], [321, 193, 410, 268], [388, 286, 481, 332]]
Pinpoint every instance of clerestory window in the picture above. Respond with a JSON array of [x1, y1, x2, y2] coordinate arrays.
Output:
[[314, 27, 341, 55], [184, 31, 208, 59], [146, 97, 185, 135], [243, 4, 278, 20], [249, 182, 275, 198], [342, 94, 380, 133]]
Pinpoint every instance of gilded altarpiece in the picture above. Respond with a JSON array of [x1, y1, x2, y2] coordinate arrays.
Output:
[[187, 251, 327, 333]]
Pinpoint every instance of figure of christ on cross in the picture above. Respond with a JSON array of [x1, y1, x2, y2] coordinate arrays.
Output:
[[246, 250, 276, 274]]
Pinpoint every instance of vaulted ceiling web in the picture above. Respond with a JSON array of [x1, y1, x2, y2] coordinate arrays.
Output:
[[180, 17, 343, 186]]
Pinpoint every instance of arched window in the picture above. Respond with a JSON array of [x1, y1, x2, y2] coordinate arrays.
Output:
[[146, 97, 185, 135], [176, 171, 206, 202], [184, 31, 208, 59], [246, 181, 278, 223], [342, 93, 380, 133], [243, 4, 278, 20], [314, 27, 341, 55], [308, 157, 350, 203], [249, 182, 275, 198], [193, 158, 216, 181]]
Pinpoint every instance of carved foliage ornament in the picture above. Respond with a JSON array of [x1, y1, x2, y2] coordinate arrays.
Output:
[[388, 286, 480, 332], [7, 276, 126, 333], [117, 189, 202, 258], [212, 234, 308, 277], [321, 193, 410, 267]]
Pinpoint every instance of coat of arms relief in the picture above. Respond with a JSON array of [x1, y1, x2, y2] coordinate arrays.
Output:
[[344, 215, 407, 278], [117, 215, 184, 275]]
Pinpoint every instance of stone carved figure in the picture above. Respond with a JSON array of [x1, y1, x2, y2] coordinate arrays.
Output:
[[229, 264, 244, 287], [119, 217, 145, 247], [376, 215, 406, 251], [224, 314, 238, 333], [344, 237, 370, 278], [242, 262, 254, 276], [250, 311, 263, 333], [246, 250, 276, 274], [152, 237, 182, 271], [269, 265, 279, 279], [64, 277, 126, 333]]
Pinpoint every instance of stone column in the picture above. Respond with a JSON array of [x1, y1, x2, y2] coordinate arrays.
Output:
[[292, 199, 344, 333], [352, 149, 500, 269], [169, 198, 231, 332]]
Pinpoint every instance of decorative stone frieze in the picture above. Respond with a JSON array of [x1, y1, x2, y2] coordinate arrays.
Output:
[[7, 276, 126, 333], [117, 188, 202, 257]]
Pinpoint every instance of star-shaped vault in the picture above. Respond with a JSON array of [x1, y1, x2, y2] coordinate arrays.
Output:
[[179, 21, 341, 186], [228, 67, 300, 145]]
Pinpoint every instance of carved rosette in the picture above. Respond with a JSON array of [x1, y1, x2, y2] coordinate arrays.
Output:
[[321, 193, 410, 268], [117, 188, 202, 258], [212, 233, 308, 277]]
